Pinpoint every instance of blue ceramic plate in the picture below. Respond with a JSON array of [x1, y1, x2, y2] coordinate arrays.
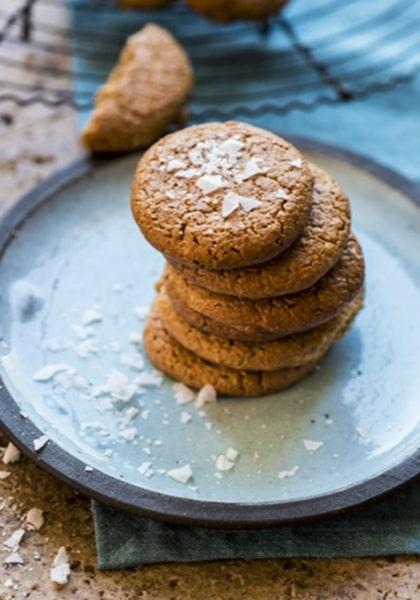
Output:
[[0, 139, 419, 527]]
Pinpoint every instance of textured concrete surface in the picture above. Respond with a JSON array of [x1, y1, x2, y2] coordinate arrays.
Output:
[[1, 1, 420, 597]]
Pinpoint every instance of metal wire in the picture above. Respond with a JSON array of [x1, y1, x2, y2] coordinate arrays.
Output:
[[0, 0, 419, 118]]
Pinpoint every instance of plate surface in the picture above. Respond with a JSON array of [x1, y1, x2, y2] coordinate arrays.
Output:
[[1, 140, 420, 527]]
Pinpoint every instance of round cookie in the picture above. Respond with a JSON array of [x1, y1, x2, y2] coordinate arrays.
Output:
[[186, 0, 288, 21], [131, 121, 313, 270], [164, 235, 365, 339], [144, 303, 319, 397], [157, 289, 363, 371], [168, 163, 351, 298]]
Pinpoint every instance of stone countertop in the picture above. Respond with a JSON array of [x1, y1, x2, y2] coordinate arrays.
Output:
[[0, 2, 420, 597]]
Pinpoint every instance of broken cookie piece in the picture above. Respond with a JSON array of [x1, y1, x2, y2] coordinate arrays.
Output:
[[82, 24, 193, 153]]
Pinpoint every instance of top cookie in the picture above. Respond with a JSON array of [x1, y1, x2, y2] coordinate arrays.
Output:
[[168, 163, 351, 298], [131, 121, 313, 270]]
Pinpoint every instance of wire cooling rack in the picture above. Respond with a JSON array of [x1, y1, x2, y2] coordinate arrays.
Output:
[[1, 0, 420, 120]]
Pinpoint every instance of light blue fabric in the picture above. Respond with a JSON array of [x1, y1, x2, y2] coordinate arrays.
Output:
[[69, 0, 420, 568]]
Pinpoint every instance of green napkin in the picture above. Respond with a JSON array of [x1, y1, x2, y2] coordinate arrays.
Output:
[[93, 479, 420, 569]]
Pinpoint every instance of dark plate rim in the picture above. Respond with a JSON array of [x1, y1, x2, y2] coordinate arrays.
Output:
[[1, 136, 420, 529]]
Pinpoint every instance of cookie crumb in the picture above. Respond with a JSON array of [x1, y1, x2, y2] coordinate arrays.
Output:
[[50, 547, 71, 586], [167, 464, 193, 484]]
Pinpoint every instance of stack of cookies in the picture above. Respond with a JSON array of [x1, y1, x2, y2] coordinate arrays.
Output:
[[131, 122, 365, 397]]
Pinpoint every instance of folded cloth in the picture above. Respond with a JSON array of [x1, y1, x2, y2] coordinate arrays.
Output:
[[93, 479, 420, 569]]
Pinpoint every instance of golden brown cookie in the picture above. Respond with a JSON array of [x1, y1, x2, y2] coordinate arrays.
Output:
[[144, 303, 319, 397], [186, 0, 289, 21], [164, 235, 365, 340], [168, 163, 351, 298], [157, 289, 363, 371], [131, 121, 313, 270], [82, 24, 193, 153]]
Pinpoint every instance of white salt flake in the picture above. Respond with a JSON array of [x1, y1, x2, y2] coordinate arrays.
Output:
[[81, 308, 102, 326], [278, 466, 299, 480], [290, 158, 303, 168], [226, 448, 239, 461], [119, 427, 138, 442], [239, 195, 262, 212], [134, 371, 163, 388], [133, 306, 149, 320], [34, 435, 49, 452], [195, 384, 217, 408], [121, 352, 144, 371], [5, 552, 24, 565], [141, 409, 150, 420], [222, 191, 261, 217], [50, 547, 71, 586], [303, 439, 323, 453], [180, 411, 192, 424], [167, 464, 193, 485], [176, 168, 198, 179], [2, 442, 21, 464], [74, 339, 98, 358], [166, 158, 187, 172], [138, 461, 152, 475], [106, 370, 136, 401], [196, 174, 227, 194], [4, 528, 25, 551], [173, 382, 196, 405], [33, 363, 70, 382], [0, 470, 11, 480], [215, 455, 234, 472], [84, 466, 93, 472], [239, 158, 267, 181], [276, 187, 289, 200], [4, 577, 15, 588], [219, 137, 244, 159], [26, 507, 44, 530]]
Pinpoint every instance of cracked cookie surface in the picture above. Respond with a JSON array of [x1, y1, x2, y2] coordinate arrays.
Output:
[[165, 235, 365, 340], [158, 289, 363, 371], [144, 301, 318, 397], [169, 163, 351, 298], [132, 121, 313, 270]]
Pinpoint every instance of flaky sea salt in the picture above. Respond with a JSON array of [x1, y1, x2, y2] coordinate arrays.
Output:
[[50, 547, 71, 586], [4, 528, 25, 551], [2, 442, 20, 465], [290, 158, 303, 168], [239, 158, 267, 181], [138, 461, 152, 475], [167, 464, 192, 485], [215, 455, 234, 472], [106, 370, 136, 401], [173, 382, 195, 405], [226, 448, 239, 461], [134, 371, 163, 387], [119, 427, 138, 442], [278, 466, 299, 480], [81, 308, 102, 326], [196, 174, 227, 194], [5, 552, 24, 565], [221, 191, 261, 218], [0, 470, 11, 480], [276, 187, 289, 200], [33, 364, 70, 382], [166, 158, 187, 172], [34, 435, 49, 452], [303, 439, 323, 453], [195, 384, 217, 408], [180, 411, 192, 424]]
